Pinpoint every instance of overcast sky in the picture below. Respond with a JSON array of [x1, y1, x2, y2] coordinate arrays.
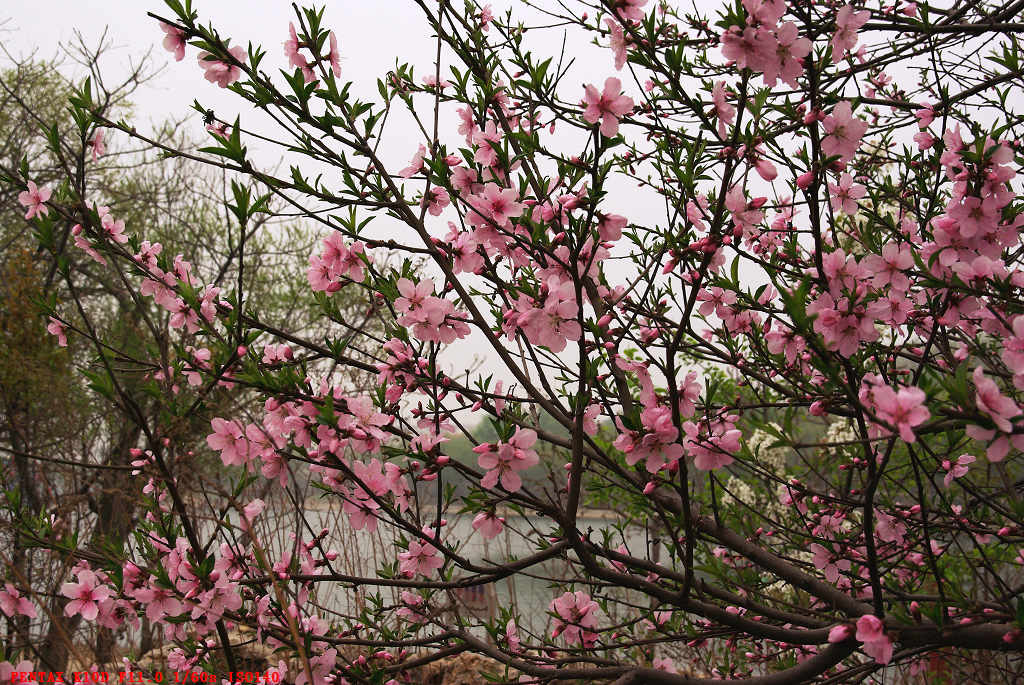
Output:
[[3, 2, 445, 140]]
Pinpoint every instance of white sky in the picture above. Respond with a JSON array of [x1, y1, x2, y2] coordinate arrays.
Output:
[[3, 2, 441, 143]]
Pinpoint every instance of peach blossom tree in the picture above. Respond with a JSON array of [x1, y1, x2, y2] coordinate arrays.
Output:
[[5, 0, 1024, 682]]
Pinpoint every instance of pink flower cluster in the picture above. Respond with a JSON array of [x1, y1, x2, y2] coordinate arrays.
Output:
[[473, 427, 540, 492], [859, 375, 930, 443], [613, 358, 709, 472], [720, 0, 811, 89], [682, 414, 742, 471], [308, 234, 369, 292], [338, 458, 410, 531], [375, 338, 427, 403], [398, 527, 444, 578], [550, 590, 600, 647], [503, 276, 582, 353], [395, 277, 471, 344]]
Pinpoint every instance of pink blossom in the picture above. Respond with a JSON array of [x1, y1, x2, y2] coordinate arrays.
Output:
[[583, 403, 601, 436], [506, 619, 522, 652], [807, 291, 883, 357], [396, 278, 443, 325], [855, 614, 885, 642], [338, 240, 368, 282], [262, 343, 293, 365], [943, 454, 975, 488], [0, 583, 36, 619], [457, 106, 478, 142], [720, 26, 773, 72], [241, 498, 265, 531], [61, 570, 111, 621], [914, 130, 935, 150], [762, 22, 811, 89], [445, 226, 484, 274], [810, 544, 851, 584], [550, 591, 600, 646], [725, 185, 764, 236], [0, 661, 36, 684], [855, 614, 893, 664], [47, 317, 68, 347], [283, 23, 305, 68], [973, 366, 1021, 433], [616, 406, 684, 473], [874, 508, 907, 545], [475, 183, 523, 228], [197, 46, 246, 88], [283, 23, 315, 82], [582, 77, 634, 137], [652, 658, 678, 673], [398, 538, 443, 578], [914, 103, 935, 129], [947, 195, 999, 239], [327, 31, 341, 77], [294, 648, 337, 685], [450, 165, 478, 194], [132, 585, 185, 622], [1004, 316, 1024, 390], [765, 327, 806, 365], [399, 144, 426, 178], [611, 0, 648, 22], [516, 277, 582, 352], [159, 21, 186, 61], [207, 417, 251, 466], [493, 380, 507, 415], [397, 591, 429, 623], [605, 18, 628, 70], [711, 81, 735, 139], [309, 235, 368, 291], [597, 211, 628, 242], [821, 102, 868, 162], [682, 417, 741, 470], [18, 181, 51, 220], [474, 428, 540, 492], [677, 371, 702, 418], [422, 74, 451, 89], [866, 383, 930, 443], [697, 286, 737, 318], [831, 5, 870, 63], [472, 512, 505, 539], [479, 4, 494, 30], [828, 173, 866, 215], [307, 256, 337, 292], [89, 128, 106, 161], [100, 210, 128, 244], [861, 243, 913, 292], [754, 157, 778, 181], [743, 0, 786, 24], [828, 624, 853, 643], [422, 187, 450, 216]]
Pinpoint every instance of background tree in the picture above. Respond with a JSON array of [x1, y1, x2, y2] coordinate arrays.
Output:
[[0, 40, 377, 670]]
